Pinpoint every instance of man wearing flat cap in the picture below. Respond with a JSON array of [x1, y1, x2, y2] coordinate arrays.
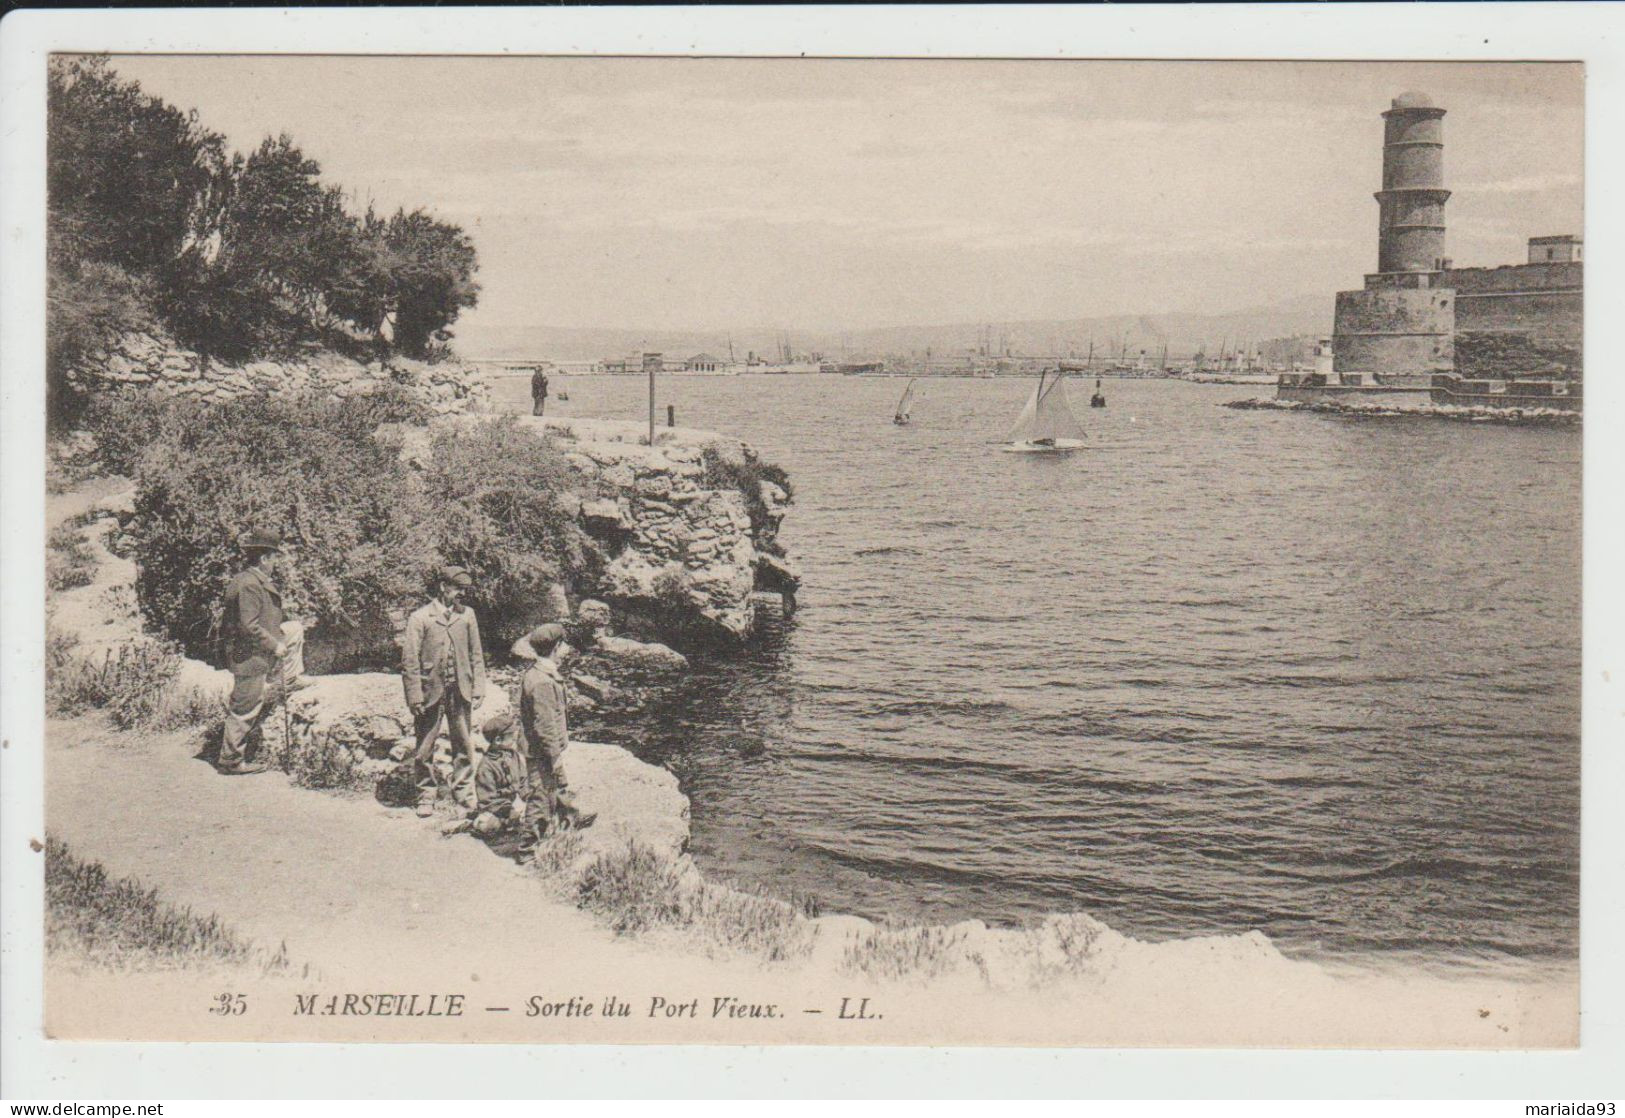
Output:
[[218, 526, 293, 774], [513, 622, 594, 831], [402, 565, 488, 816]]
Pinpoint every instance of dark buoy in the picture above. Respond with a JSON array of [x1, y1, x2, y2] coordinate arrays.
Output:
[[1090, 377, 1107, 408]]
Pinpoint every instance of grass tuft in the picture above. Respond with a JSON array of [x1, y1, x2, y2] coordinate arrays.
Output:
[[45, 632, 192, 729], [254, 716, 366, 791], [47, 522, 98, 592], [530, 830, 587, 878], [841, 921, 971, 982], [577, 841, 687, 934], [45, 836, 299, 975], [575, 840, 813, 962]]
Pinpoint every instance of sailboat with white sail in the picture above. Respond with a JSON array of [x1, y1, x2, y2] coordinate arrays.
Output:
[[893, 377, 918, 425], [1004, 368, 1087, 453]]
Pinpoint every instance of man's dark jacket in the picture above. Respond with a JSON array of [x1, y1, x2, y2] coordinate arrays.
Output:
[[222, 565, 284, 674]]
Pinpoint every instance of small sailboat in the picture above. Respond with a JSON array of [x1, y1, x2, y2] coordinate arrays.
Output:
[[893, 377, 918, 425], [1004, 368, 1087, 453]]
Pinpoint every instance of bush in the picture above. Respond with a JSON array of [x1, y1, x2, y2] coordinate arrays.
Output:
[[268, 725, 365, 792], [575, 841, 813, 962], [127, 393, 434, 664], [841, 921, 972, 982], [418, 416, 598, 651], [577, 841, 687, 934], [47, 523, 97, 592], [120, 398, 594, 668], [342, 382, 434, 428], [84, 389, 203, 477]]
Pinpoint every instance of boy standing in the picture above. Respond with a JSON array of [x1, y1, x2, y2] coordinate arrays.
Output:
[[513, 622, 595, 831]]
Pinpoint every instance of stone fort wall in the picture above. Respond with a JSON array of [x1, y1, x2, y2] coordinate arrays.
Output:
[[1441, 262, 1582, 378]]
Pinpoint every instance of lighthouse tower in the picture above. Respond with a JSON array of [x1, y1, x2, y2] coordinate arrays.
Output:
[[1377, 92, 1451, 274], [1332, 92, 1456, 380]]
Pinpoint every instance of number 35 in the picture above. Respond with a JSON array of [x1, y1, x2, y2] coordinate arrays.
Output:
[[210, 993, 247, 1016]]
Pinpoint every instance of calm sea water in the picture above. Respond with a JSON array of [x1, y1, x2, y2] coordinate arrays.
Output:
[[495, 373, 1581, 971]]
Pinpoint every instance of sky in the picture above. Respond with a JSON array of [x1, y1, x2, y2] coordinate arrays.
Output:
[[104, 56, 1584, 348]]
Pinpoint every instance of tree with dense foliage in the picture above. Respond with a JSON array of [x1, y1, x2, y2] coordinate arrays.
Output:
[[47, 56, 228, 277], [47, 56, 228, 425], [46, 55, 480, 404], [126, 394, 437, 669], [383, 210, 481, 359], [177, 135, 369, 358]]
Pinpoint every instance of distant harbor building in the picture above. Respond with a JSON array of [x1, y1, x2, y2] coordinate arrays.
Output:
[[1280, 91, 1583, 409], [684, 353, 723, 372]]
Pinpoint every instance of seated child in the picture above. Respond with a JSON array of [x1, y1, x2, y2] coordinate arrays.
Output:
[[464, 711, 544, 861]]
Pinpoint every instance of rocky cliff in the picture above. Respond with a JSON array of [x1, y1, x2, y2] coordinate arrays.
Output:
[[69, 328, 491, 416], [404, 415, 800, 649]]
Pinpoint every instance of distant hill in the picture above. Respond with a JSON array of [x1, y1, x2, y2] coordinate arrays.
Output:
[[459, 294, 1331, 363]]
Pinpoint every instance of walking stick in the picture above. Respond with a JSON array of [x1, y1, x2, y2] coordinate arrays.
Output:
[[278, 651, 292, 767]]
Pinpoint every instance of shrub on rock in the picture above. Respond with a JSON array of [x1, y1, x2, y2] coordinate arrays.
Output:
[[700, 445, 793, 558], [127, 393, 434, 667], [418, 415, 598, 650]]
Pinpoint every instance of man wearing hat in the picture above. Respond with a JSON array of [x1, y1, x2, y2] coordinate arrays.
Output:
[[401, 565, 488, 816], [218, 526, 292, 775], [513, 622, 594, 831]]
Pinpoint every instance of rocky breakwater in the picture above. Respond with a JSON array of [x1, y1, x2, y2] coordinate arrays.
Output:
[[1227, 396, 1581, 426], [69, 328, 491, 417]]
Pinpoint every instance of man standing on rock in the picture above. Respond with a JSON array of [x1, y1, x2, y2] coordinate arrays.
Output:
[[402, 566, 487, 817], [218, 527, 291, 775], [513, 622, 594, 831], [530, 366, 549, 417]]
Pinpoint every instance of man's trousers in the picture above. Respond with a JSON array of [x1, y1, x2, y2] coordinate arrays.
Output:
[[220, 621, 304, 769], [412, 692, 477, 807]]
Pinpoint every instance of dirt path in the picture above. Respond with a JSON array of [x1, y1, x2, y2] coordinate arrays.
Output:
[[45, 717, 835, 1042], [46, 720, 780, 990], [47, 474, 132, 529]]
